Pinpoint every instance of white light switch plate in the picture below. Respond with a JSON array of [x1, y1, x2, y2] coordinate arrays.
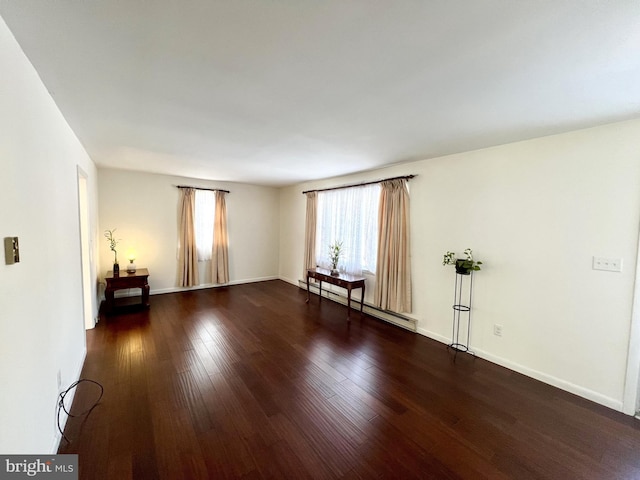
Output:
[[592, 256, 622, 272]]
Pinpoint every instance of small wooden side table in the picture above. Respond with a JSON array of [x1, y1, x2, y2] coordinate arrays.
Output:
[[306, 267, 365, 321], [104, 268, 150, 315]]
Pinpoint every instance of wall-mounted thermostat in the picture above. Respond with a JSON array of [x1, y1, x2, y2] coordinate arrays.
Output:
[[4, 237, 20, 264]]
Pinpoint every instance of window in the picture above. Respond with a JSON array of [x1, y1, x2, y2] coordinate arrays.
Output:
[[194, 189, 216, 261], [315, 184, 380, 275]]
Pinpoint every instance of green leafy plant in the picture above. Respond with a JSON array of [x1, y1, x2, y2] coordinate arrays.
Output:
[[104, 229, 120, 264], [443, 248, 482, 272], [329, 241, 343, 271]]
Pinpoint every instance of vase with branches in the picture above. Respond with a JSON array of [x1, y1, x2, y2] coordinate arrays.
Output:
[[104, 229, 120, 274], [329, 241, 343, 276]]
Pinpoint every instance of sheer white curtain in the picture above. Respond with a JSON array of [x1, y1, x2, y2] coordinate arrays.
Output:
[[194, 189, 216, 262], [316, 184, 380, 275]]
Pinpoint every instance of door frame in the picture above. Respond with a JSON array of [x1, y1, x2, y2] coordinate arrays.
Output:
[[77, 166, 95, 330], [623, 224, 640, 415]]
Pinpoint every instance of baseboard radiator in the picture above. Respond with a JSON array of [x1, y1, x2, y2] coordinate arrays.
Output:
[[298, 280, 417, 332]]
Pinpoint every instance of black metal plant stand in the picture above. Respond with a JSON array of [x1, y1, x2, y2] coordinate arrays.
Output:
[[448, 270, 475, 359]]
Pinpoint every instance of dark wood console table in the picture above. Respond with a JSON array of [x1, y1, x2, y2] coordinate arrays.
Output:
[[306, 267, 365, 321], [105, 268, 150, 315]]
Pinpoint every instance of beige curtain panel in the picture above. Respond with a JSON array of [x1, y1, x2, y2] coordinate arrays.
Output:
[[178, 187, 199, 287], [212, 190, 230, 284], [303, 191, 317, 278], [374, 178, 412, 313]]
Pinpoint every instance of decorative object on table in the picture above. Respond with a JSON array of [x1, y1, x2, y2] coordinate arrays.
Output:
[[104, 229, 120, 275], [443, 248, 482, 275], [126, 254, 137, 274], [328, 240, 343, 276]]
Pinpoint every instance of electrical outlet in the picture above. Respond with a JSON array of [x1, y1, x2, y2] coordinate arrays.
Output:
[[592, 256, 622, 272], [493, 324, 503, 337]]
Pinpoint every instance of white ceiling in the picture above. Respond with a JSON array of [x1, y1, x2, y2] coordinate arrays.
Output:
[[2, 1, 639, 186]]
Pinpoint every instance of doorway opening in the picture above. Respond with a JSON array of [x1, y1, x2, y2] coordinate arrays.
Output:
[[77, 167, 95, 330], [623, 226, 640, 415]]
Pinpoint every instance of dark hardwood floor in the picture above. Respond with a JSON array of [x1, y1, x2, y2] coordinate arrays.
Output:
[[59, 280, 640, 479]]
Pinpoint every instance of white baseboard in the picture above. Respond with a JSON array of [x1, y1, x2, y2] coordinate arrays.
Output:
[[416, 326, 623, 412], [51, 348, 87, 454], [111, 276, 280, 298], [152, 275, 279, 295], [279, 275, 299, 287]]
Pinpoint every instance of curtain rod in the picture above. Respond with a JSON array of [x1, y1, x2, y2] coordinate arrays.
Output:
[[302, 174, 415, 194], [176, 185, 230, 194]]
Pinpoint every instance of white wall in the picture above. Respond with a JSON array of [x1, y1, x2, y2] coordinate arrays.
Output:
[[279, 119, 640, 411], [1, 10, 637, 459], [0, 16, 99, 453], [98, 169, 280, 293]]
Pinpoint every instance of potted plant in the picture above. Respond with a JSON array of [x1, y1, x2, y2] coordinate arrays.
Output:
[[104, 229, 120, 275], [329, 241, 343, 276], [443, 248, 482, 275]]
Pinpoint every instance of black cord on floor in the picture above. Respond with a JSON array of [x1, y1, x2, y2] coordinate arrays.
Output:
[[57, 378, 104, 444]]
